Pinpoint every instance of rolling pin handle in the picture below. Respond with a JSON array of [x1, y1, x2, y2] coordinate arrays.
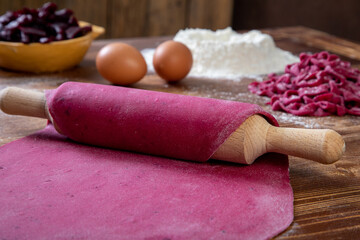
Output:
[[266, 126, 345, 164], [0, 87, 50, 120], [212, 114, 345, 164]]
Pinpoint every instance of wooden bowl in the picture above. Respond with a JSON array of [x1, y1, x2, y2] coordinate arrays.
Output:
[[0, 21, 105, 73]]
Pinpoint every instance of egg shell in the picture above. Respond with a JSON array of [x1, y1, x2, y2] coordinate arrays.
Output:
[[153, 40, 193, 82], [96, 43, 147, 85]]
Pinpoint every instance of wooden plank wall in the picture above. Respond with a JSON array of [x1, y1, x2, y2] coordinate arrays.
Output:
[[2, 1, 360, 42], [0, 0, 234, 38], [232, 0, 360, 42]]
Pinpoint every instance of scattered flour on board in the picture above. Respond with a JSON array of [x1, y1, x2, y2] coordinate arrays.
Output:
[[141, 27, 299, 81]]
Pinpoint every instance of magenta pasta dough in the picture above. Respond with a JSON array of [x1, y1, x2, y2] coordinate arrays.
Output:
[[249, 51, 360, 116]]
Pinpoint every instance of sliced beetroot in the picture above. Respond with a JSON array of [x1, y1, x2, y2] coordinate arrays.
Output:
[[65, 26, 82, 39], [16, 14, 33, 26], [249, 51, 360, 116], [54, 9, 73, 21], [19, 26, 46, 37], [20, 31, 30, 43], [39, 36, 54, 43], [0, 11, 15, 24], [0, 2, 91, 43], [65, 25, 92, 39], [5, 20, 19, 30], [81, 25, 92, 34], [50, 22, 67, 33], [40, 2, 57, 13], [68, 15, 78, 26]]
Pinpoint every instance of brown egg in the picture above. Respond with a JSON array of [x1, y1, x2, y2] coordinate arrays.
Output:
[[153, 40, 193, 82], [96, 43, 147, 85]]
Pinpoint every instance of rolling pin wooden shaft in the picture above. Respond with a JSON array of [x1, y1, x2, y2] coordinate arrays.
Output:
[[0, 87, 345, 164]]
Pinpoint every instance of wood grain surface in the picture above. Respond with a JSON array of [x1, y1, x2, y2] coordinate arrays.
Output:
[[0, 26, 360, 239]]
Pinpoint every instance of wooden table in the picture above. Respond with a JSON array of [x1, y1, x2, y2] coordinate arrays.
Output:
[[1, 26, 359, 239]]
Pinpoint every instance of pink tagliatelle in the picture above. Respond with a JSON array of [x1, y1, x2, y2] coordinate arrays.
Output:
[[248, 51, 360, 116]]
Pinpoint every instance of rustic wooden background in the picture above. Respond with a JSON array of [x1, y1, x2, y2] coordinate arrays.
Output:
[[1, 0, 360, 41], [0, 0, 233, 38], [232, 0, 360, 43]]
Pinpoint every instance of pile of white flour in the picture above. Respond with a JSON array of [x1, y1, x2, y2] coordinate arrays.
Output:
[[141, 27, 299, 81]]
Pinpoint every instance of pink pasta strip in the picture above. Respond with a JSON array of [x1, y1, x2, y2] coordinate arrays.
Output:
[[249, 51, 360, 116]]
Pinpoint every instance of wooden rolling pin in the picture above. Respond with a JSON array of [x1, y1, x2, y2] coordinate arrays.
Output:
[[0, 87, 345, 164]]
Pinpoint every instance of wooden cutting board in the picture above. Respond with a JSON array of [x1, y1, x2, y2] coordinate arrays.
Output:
[[0, 26, 359, 239]]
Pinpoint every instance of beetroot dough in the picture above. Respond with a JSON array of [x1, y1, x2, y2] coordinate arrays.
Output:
[[0, 125, 293, 239], [0, 83, 293, 239], [45, 82, 278, 162]]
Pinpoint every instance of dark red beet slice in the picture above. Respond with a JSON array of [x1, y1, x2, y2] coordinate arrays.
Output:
[[65, 25, 91, 39], [19, 26, 46, 37]]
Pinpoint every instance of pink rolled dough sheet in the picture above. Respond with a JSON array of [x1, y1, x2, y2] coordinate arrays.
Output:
[[0, 82, 293, 239], [46, 82, 278, 162]]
